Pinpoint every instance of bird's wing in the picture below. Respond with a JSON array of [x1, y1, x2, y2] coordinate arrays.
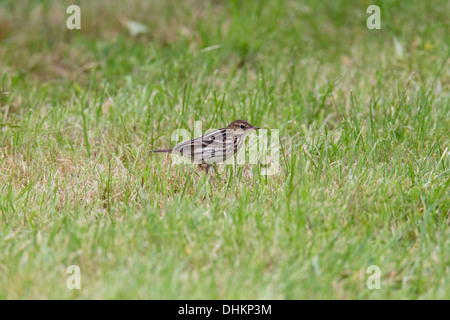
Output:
[[173, 128, 235, 163]]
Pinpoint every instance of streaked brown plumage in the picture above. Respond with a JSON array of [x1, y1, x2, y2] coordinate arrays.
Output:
[[151, 120, 259, 174]]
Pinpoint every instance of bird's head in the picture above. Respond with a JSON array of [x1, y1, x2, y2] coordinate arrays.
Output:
[[227, 120, 260, 135]]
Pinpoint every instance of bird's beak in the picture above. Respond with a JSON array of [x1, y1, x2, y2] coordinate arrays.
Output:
[[252, 126, 260, 130]]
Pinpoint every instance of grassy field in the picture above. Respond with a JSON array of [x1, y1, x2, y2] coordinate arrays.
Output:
[[0, 0, 449, 299]]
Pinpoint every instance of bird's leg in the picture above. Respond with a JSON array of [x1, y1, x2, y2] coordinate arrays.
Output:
[[205, 164, 210, 175]]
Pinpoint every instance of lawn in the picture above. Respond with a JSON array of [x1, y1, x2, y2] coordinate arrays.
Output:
[[0, 0, 449, 299]]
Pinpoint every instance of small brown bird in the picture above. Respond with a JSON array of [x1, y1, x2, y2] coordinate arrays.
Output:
[[151, 120, 260, 174]]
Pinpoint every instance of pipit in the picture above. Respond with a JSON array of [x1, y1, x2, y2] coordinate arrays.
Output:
[[151, 120, 260, 174]]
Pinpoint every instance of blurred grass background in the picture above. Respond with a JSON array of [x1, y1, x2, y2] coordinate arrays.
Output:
[[0, 0, 449, 299]]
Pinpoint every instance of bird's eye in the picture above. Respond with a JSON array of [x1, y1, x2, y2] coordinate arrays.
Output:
[[240, 124, 245, 129]]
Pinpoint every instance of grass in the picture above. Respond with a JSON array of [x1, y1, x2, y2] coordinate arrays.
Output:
[[0, 0, 449, 299]]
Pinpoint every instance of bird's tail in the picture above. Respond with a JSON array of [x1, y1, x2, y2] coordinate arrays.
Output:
[[150, 149, 172, 153]]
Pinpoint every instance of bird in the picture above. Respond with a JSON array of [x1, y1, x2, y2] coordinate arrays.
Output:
[[151, 120, 260, 174]]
